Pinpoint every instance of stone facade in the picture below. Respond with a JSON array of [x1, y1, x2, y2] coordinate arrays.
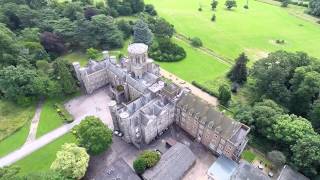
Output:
[[73, 43, 250, 160]]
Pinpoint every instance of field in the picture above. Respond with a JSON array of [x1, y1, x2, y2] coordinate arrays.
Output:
[[145, 0, 320, 62], [14, 133, 76, 176]]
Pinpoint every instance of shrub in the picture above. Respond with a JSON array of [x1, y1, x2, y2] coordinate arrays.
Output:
[[149, 38, 186, 62], [211, 14, 216, 21], [190, 37, 203, 47], [225, 0, 237, 9], [133, 158, 147, 174], [218, 84, 231, 106], [145, 4, 157, 16], [244, 5, 249, 9], [139, 150, 161, 168], [198, 7, 203, 11], [54, 103, 73, 123]]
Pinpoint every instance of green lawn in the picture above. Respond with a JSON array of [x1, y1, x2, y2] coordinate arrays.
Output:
[[241, 149, 256, 163], [0, 100, 36, 157], [14, 133, 76, 176], [157, 38, 230, 86], [145, 0, 320, 61]]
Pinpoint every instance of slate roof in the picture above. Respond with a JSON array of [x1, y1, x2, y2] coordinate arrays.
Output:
[[177, 93, 242, 140], [277, 165, 309, 180], [128, 43, 148, 54], [142, 143, 196, 180], [86, 60, 107, 74], [230, 161, 270, 180]]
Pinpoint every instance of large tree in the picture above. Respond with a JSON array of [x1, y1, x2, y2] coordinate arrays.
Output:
[[0, 23, 20, 66], [225, 0, 237, 9], [308, 99, 320, 132], [133, 20, 153, 45], [73, 116, 113, 155], [308, 0, 320, 17], [52, 59, 77, 95], [129, 0, 145, 13], [148, 18, 175, 38], [62, 2, 84, 21], [291, 135, 320, 177], [218, 84, 231, 106], [267, 150, 286, 168], [227, 53, 249, 84], [40, 32, 66, 57], [51, 143, 89, 180]]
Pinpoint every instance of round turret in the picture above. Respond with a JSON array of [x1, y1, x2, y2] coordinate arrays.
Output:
[[127, 43, 149, 78]]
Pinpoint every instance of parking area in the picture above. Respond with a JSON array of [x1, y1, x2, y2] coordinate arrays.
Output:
[[64, 87, 114, 129]]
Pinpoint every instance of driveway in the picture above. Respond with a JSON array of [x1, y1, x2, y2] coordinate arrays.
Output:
[[65, 88, 114, 129]]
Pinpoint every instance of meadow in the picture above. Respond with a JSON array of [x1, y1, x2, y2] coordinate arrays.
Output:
[[145, 0, 320, 62]]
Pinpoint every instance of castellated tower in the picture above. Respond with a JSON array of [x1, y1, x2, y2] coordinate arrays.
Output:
[[127, 43, 149, 78]]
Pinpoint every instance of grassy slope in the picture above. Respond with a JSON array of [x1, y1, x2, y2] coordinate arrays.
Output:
[[14, 133, 76, 176], [145, 0, 320, 61], [157, 38, 230, 84], [0, 101, 36, 157]]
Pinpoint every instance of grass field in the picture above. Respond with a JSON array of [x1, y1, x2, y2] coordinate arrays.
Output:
[[145, 0, 320, 61], [157, 38, 230, 85], [14, 133, 76, 176]]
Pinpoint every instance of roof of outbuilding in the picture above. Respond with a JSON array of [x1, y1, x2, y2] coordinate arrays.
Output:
[[230, 161, 271, 180], [277, 165, 309, 180]]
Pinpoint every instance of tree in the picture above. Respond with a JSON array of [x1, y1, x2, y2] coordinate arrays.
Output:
[[308, 0, 320, 17], [133, 20, 153, 45], [86, 48, 100, 60], [211, 14, 216, 21], [0, 166, 20, 180], [76, 15, 124, 49], [267, 150, 286, 168], [117, 19, 133, 39], [281, 0, 290, 7], [149, 18, 175, 38], [225, 0, 237, 9], [139, 150, 160, 168], [117, 1, 133, 16], [40, 32, 66, 57], [129, 0, 145, 13], [62, 2, 84, 21], [52, 59, 77, 95], [19, 28, 40, 42], [84, 7, 98, 20], [308, 99, 320, 132], [211, 0, 218, 10], [50, 143, 89, 179], [272, 114, 316, 145], [145, 4, 157, 16], [52, 18, 77, 47], [227, 53, 249, 84], [133, 158, 147, 174], [0, 23, 21, 66], [190, 37, 203, 47], [36, 60, 51, 73], [149, 37, 186, 62], [291, 135, 320, 177], [73, 116, 113, 155], [218, 84, 231, 106]]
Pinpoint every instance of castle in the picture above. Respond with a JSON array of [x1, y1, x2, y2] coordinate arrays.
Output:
[[73, 43, 250, 161]]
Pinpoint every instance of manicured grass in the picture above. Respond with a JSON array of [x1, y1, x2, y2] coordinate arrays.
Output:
[[146, 0, 320, 61], [14, 133, 76, 176], [157, 38, 230, 86], [241, 150, 256, 163]]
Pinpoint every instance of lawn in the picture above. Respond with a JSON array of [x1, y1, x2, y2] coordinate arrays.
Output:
[[0, 100, 36, 157], [157, 38, 230, 86], [241, 149, 256, 163], [14, 133, 76, 176], [145, 0, 320, 61]]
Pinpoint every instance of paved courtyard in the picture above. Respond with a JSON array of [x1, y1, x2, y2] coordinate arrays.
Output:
[[65, 87, 114, 129], [84, 125, 216, 180]]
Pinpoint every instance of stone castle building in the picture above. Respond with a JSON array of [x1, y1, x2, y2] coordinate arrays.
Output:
[[73, 43, 250, 161]]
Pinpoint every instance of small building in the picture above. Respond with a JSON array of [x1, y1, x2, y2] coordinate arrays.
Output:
[[230, 161, 270, 180], [95, 158, 140, 180], [207, 155, 238, 180], [142, 142, 196, 180], [277, 165, 309, 180]]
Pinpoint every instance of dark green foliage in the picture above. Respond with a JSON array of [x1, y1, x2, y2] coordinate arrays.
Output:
[[117, 20, 133, 39], [133, 158, 146, 174], [218, 84, 231, 106], [211, 14, 216, 21], [291, 135, 320, 177], [0, 23, 21, 66], [84, 7, 98, 20], [145, 4, 157, 16], [133, 20, 153, 45], [51, 18, 77, 48], [52, 59, 77, 95], [62, 2, 84, 21], [40, 32, 66, 57], [309, 0, 320, 17], [148, 17, 175, 38], [227, 53, 249, 84], [308, 100, 320, 132], [190, 37, 203, 47], [117, 1, 133, 16], [267, 150, 286, 168], [225, 0, 237, 9], [73, 116, 113, 155], [86, 47, 100, 59], [211, 0, 218, 10], [129, 0, 145, 13], [149, 38, 186, 62]]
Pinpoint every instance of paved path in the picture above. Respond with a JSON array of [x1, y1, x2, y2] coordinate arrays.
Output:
[[160, 68, 219, 107], [0, 115, 86, 167], [24, 99, 44, 145]]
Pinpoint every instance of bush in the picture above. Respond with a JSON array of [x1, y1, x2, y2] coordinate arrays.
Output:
[[190, 37, 203, 47], [244, 5, 249, 9], [218, 84, 231, 106], [133, 158, 147, 174], [211, 14, 216, 21], [139, 150, 160, 168], [149, 38, 186, 62], [54, 103, 73, 123], [145, 4, 157, 16], [198, 7, 203, 11]]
